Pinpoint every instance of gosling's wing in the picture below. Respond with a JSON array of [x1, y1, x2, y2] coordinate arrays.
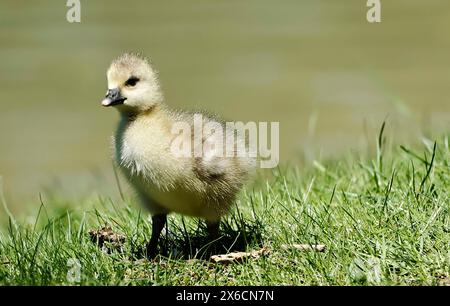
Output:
[[192, 126, 228, 178], [170, 109, 256, 178], [193, 123, 256, 179]]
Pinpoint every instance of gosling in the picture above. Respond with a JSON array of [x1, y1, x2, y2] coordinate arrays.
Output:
[[101, 53, 256, 257]]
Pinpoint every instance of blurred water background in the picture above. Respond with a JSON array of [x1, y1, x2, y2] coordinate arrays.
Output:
[[0, 0, 449, 212]]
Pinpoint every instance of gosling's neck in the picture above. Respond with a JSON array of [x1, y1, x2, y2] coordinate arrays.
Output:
[[118, 103, 167, 123]]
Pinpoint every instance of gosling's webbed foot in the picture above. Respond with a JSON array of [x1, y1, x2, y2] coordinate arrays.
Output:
[[145, 240, 159, 259]]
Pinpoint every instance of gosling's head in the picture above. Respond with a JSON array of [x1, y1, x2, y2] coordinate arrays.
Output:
[[102, 52, 163, 113]]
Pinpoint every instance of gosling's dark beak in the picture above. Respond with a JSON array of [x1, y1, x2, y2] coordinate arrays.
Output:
[[102, 88, 127, 107]]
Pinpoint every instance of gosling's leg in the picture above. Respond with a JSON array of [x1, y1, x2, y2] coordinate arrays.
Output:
[[206, 220, 221, 254], [206, 220, 220, 241], [146, 214, 167, 259]]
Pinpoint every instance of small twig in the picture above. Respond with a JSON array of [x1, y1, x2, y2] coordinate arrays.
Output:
[[281, 244, 327, 252], [210, 247, 269, 264], [210, 244, 327, 264]]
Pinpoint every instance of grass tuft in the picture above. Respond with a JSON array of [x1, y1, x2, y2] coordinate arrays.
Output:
[[0, 133, 449, 285]]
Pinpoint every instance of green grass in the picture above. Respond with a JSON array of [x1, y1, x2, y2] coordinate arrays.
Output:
[[1, 131, 449, 285]]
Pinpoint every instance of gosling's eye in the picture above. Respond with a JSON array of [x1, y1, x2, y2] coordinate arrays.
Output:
[[125, 76, 139, 87]]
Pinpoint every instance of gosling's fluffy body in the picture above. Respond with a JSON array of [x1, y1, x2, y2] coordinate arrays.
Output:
[[105, 53, 255, 224], [114, 107, 255, 221]]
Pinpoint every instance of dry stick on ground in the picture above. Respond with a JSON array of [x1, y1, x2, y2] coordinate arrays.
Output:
[[437, 275, 450, 286], [281, 244, 327, 252], [210, 244, 326, 264], [210, 247, 270, 264]]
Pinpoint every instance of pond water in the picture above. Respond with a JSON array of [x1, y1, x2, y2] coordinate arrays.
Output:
[[1, 0, 449, 210]]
